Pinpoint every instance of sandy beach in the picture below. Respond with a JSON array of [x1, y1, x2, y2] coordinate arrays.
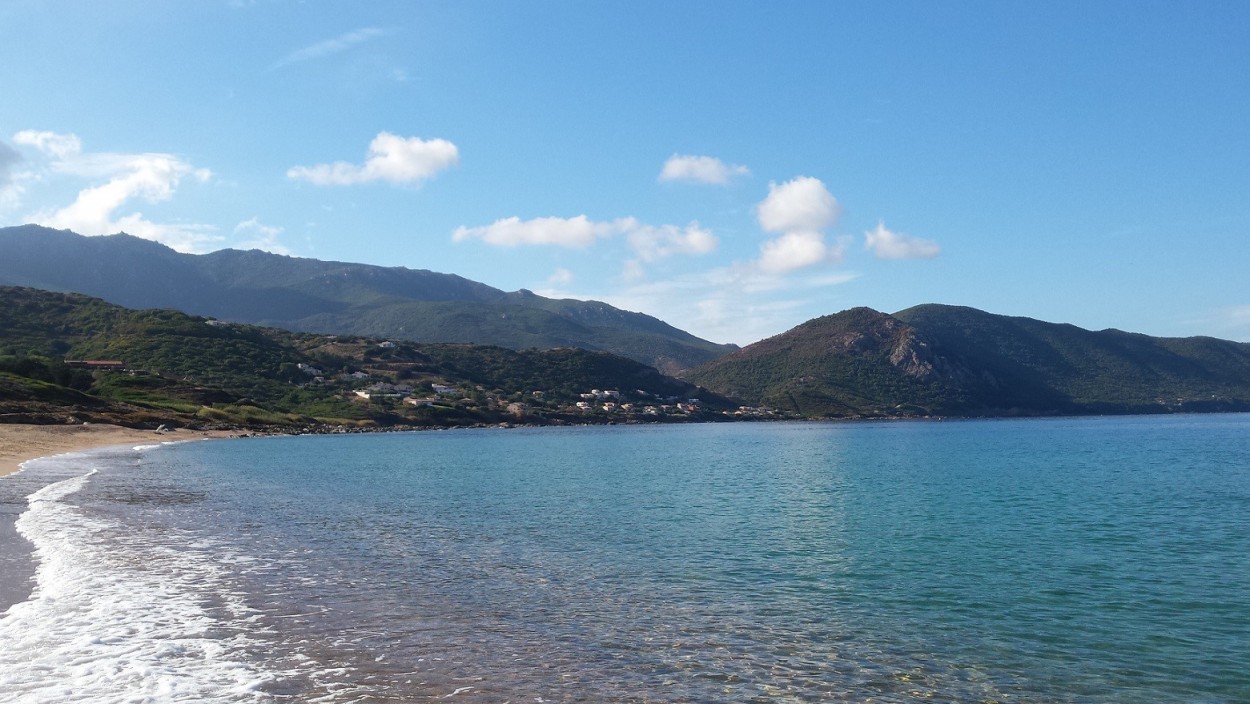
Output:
[[0, 424, 233, 478]]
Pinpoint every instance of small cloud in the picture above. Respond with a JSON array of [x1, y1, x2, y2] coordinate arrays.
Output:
[[454, 215, 720, 263], [626, 222, 717, 262], [754, 176, 842, 274], [454, 215, 628, 248], [233, 217, 292, 255], [758, 232, 834, 275], [658, 154, 749, 185], [547, 267, 575, 286], [864, 221, 940, 260], [757, 176, 840, 233], [287, 132, 458, 186], [272, 27, 392, 69], [13, 130, 82, 159]]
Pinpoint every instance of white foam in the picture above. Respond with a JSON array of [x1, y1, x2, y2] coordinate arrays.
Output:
[[0, 462, 277, 703]]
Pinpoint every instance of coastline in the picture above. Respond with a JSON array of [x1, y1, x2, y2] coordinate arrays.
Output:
[[0, 423, 233, 615], [0, 423, 234, 478]]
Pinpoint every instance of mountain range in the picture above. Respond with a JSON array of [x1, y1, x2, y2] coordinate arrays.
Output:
[[687, 305, 1250, 416], [4, 224, 1249, 420], [0, 225, 734, 375]]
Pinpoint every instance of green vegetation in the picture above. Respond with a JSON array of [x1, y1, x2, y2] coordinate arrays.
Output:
[[689, 305, 1250, 418], [0, 286, 730, 430], [0, 225, 736, 373]]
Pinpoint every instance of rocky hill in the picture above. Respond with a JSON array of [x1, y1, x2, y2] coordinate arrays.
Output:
[[687, 305, 1250, 417]]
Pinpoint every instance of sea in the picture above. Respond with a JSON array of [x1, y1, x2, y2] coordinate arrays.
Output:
[[1, 415, 1247, 703]]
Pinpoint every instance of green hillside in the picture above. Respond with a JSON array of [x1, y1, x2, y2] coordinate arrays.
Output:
[[688, 305, 1250, 417], [0, 286, 731, 430], [0, 225, 735, 373]]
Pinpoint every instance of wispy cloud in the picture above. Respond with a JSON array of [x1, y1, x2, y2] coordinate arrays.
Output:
[[288, 132, 458, 186], [538, 264, 859, 346], [454, 215, 626, 248], [547, 267, 574, 286], [864, 221, 940, 260], [453, 215, 719, 277], [0, 140, 23, 212], [14, 130, 82, 160], [13, 129, 220, 253], [1226, 305, 1250, 341], [272, 27, 393, 69], [233, 217, 292, 255], [659, 154, 749, 185]]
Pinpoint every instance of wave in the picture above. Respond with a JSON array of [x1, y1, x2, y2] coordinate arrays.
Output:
[[0, 452, 275, 703]]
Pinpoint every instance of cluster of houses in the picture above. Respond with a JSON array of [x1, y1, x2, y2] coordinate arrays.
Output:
[[286, 342, 741, 420], [570, 389, 706, 416]]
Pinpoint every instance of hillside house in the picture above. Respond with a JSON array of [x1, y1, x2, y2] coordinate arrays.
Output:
[[64, 360, 125, 371]]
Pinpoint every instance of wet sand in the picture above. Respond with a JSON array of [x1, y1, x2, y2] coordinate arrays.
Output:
[[0, 423, 232, 478], [0, 423, 234, 613]]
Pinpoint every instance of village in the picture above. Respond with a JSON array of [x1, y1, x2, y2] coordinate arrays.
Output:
[[293, 339, 782, 423]]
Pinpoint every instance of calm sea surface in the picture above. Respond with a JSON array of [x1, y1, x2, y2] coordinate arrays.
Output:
[[1, 415, 1248, 702]]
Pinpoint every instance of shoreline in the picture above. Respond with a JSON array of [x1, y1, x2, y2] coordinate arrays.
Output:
[[0, 423, 234, 478], [0, 423, 233, 614]]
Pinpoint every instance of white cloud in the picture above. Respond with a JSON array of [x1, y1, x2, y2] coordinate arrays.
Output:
[[272, 27, 392, 69], [659, 154, 749, 185], [757, 176, 840, 233], [454, 215, 628, 248], [14, 130, 220, 253], [754, 176, 843, 274], [454, 215, 719, 262], [626, 222, 717, 262], [288, 132, 459, 186], [13, 130, 82, 159], [233, 217, 292, 255], [864, 221, 940, 260], [759, 231, 834, 275]]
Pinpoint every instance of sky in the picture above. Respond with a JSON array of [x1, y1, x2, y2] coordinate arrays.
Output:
[[1, 1, 1247, 346]]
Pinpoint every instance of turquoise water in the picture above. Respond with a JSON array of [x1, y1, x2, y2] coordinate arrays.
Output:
[[2, 415, 1248, 702]]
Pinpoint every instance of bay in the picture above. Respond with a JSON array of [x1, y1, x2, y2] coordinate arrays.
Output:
[[2, 415, 1248, 702]]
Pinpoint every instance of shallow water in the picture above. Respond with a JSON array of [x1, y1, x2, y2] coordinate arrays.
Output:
[[2, 416, 1248, 702]]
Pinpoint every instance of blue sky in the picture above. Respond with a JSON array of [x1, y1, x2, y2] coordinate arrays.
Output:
[[2, 1, 1247, 345]]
